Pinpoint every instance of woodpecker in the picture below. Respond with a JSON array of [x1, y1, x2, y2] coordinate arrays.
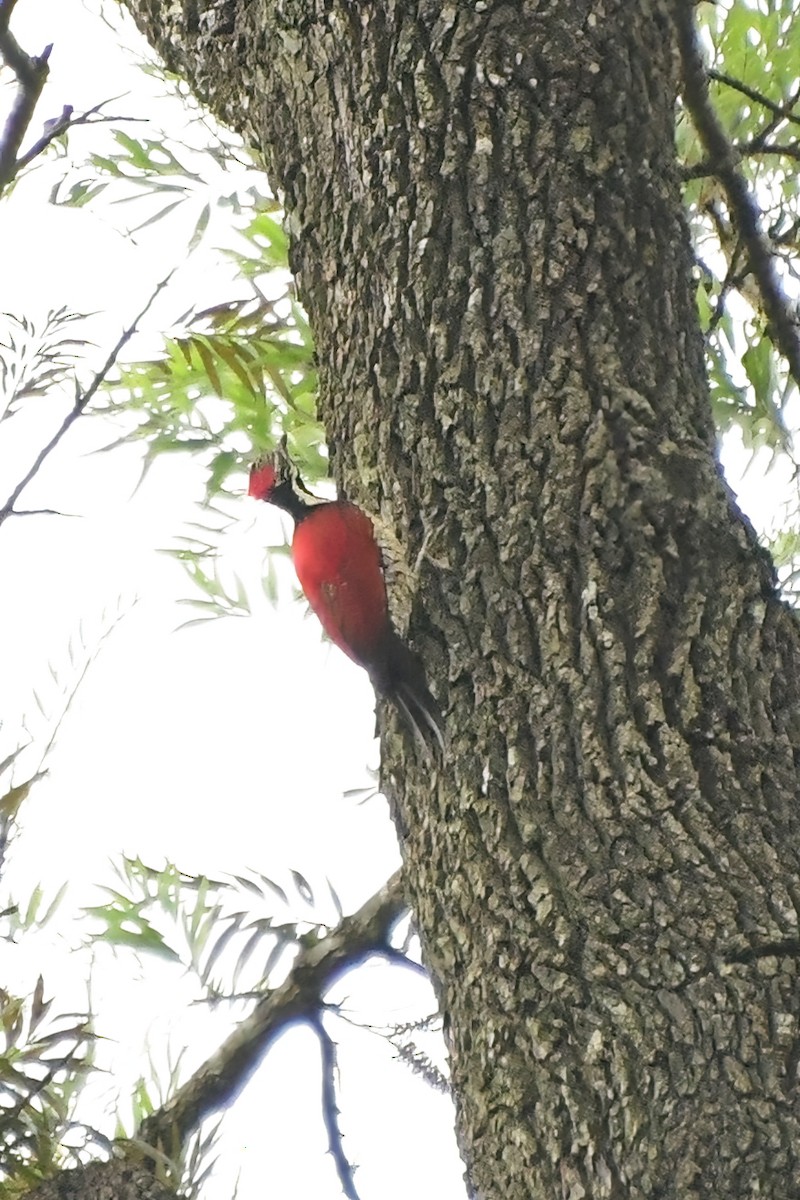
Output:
[[248, 447, 444, 755]]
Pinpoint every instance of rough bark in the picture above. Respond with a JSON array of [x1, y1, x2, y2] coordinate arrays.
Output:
[[121, 2, 800, 1196]]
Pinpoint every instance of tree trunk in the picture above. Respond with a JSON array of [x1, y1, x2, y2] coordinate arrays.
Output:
[[123, 1, 800, 1195]]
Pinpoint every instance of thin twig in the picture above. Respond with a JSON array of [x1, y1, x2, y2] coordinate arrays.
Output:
[[0, 0, 51, 197], [138, 871, 406, 1154], [748, 143, 800, 162], [310, 1012, 362, 1200], [34, 597, 136, 771], [0, 271, 175, 529], [13, 101, 73, 168], [675, 6, 800, 388], [708, 68, 800, 131], [7, 507, 69, 517], [684, 140, 800, 179], [14, 98, 146, 175]]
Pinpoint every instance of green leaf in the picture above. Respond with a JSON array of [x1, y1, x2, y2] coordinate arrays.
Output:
[[193, 337, 224, 397], [743, 335, 774, 411], [0, 774, 45, 824], [189, 201, 212, 252], [84, 895, 181, 963]]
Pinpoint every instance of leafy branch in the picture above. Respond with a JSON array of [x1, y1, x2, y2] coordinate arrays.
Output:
[[0, 980, 95, 1182], [0, 309, 93, 424], [675, 2, 800, 391], [707, 68, 800, 132], [11, 97, 147, 181], [137, 870, 406, 1154], [0, 272, 175, 529], [0, 1, 145, 197]]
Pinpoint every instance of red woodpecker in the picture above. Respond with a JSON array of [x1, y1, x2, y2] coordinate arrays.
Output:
[[248, 449, 444, 755]]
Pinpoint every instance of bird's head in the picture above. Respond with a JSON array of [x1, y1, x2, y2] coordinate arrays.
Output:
[[248, 457, 280, 502], [248, 442, 320, 520], [248, 435, 297, 503]]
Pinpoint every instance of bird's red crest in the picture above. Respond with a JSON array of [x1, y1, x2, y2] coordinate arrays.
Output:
[[248, 459, 278, 501]]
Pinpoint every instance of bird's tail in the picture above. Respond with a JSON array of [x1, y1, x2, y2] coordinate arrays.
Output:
[[375, 632, 445, 759]]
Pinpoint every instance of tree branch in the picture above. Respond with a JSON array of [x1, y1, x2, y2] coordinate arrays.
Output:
[[684, 140, 800, 179], [138, 871, 407, 1153], [0, 272, 175, 530], [708, 68, 800, 131], [6, 507, 69, 518], [14, 98, 147, 176], [675, 5, 800, 387], [0, 0, 51, 197], [0, 6, 143, 194], [311, 1013, 362, 1200]]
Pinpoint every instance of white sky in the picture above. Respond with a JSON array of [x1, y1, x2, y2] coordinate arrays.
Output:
[[0, 3, 465, 1198]]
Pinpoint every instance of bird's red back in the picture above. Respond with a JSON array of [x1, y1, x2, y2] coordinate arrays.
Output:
[[291, 502, 390, 669]]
